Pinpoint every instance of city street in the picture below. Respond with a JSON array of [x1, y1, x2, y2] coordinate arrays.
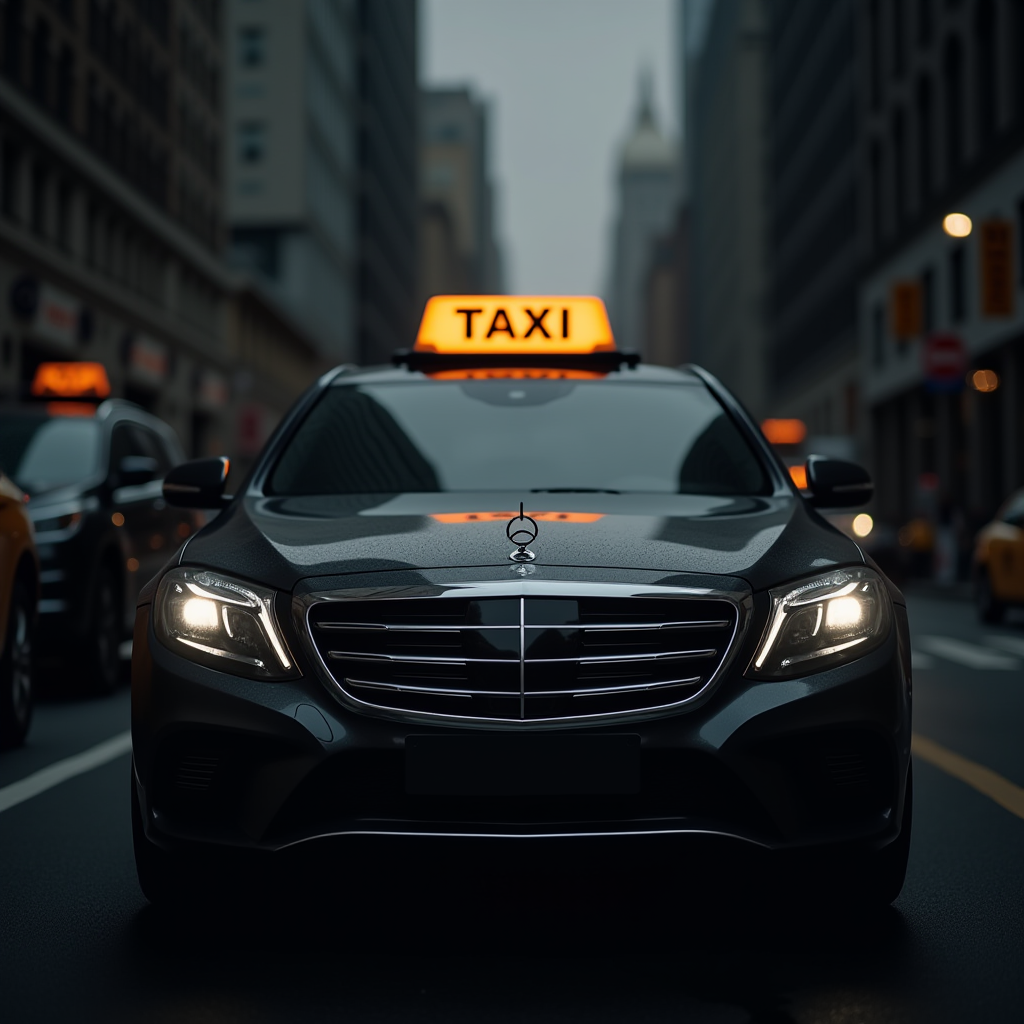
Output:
[[1, 592, 1022, 1024]]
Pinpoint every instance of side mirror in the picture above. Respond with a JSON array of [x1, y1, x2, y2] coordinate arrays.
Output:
[[118, 456, 159, 487], [805, 455, 873, 509], [163, 456, 231, 509]]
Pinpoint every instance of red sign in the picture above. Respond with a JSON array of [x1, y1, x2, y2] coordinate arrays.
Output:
[[923, 334, 966, 391]]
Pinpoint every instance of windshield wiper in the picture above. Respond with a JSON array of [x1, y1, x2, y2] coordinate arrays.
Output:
[[530, 488, 620, 494]]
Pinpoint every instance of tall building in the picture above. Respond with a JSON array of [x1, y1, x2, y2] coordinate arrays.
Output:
[[684, 0, 768, 417], [857, 0, 1024, 538], [419, 86, 502, 305], [607, 75, 678, 357], [225, 0, 417, 365], [764, 0, 861, 447], [0, 0, 230, 453]]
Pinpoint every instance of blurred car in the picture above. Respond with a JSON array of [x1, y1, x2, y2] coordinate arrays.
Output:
[[0, 470, 38, 747], [973, 488, 1024, 622], [131, 295, 912, 910], [0, 365, 198, 691]]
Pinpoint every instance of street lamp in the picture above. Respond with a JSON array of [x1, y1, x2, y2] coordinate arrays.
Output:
[[943, 213, 972, 237]]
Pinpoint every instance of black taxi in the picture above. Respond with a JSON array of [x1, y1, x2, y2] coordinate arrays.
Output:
[[131, 296, 912, 907], [0, 363, 196, 691]]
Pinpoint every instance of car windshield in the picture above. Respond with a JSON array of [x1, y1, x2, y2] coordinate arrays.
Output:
[[0, 414, 102, 493], [267, 380, 770, 496]]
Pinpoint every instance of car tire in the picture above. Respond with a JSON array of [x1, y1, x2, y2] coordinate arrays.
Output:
[[975, 570, 1006, 624], [90, 564, 122, 693], [0, 581, 34, 749]]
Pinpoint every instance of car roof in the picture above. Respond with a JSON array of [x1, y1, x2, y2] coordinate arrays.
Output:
[[325, 363, 707, 387]]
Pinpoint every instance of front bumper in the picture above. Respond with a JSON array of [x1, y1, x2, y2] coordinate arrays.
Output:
[[131, 577, 912, 858]]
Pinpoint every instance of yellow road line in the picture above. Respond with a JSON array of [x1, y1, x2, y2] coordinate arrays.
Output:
[[913, 733, 1024, 821]]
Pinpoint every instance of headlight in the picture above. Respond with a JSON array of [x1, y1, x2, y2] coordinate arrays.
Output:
[[747, 567, 891, 679], [154, 568, 296, 679], [31, 500, 88, 536]]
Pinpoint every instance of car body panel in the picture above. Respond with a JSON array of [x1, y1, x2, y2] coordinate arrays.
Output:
[[0, 472, 39, 654]]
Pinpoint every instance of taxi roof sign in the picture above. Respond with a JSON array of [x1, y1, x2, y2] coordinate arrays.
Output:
[[415, 296, 616, 355], [31, 361, 111, 400]]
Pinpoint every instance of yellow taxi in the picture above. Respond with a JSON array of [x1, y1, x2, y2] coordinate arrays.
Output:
[[0, 469, 38, 747], [974, 489, 1024, 622]]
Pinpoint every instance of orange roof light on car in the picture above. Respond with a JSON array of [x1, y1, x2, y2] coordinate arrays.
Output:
[[31, 362, 111, 399], [415, 295, 616, 356], [762, 418, 807, 445]]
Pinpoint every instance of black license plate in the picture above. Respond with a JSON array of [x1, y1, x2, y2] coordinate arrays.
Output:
[[405, 734, 640, 796]]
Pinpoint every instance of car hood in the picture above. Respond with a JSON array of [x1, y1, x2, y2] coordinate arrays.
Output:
[[178, 491, 864, 594]]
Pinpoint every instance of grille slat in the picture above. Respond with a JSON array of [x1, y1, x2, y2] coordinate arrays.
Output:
[[308, 591, 737, 723]]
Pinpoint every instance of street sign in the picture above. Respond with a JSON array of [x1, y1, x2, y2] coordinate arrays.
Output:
[[923, 333, 966, 392]]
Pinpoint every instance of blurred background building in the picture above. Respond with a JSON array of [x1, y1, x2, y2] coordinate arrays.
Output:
[[225, 0, 418, 366], [607, 73, 678, 359], [858, 0, 1024, 565], [418, 85, 503, 305]]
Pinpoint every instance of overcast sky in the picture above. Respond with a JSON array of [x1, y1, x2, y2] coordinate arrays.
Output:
[[421, 0, 680, 297]]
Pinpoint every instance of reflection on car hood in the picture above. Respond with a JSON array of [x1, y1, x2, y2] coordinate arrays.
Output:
[[179, 492, 865, 593]]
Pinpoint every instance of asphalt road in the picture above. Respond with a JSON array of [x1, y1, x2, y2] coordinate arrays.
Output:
[[1, 591, 1022, 1024]]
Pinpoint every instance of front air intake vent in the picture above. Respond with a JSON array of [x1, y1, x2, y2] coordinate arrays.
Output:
[[305, 586, 740, 725], [174, 755, 220, 791]]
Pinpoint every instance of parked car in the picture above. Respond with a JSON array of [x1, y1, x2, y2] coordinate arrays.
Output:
[[0, 469, 38, 747], [973, 489, 1024, 622]]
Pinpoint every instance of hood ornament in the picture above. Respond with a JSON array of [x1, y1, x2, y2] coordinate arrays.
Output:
[[507, 502, 538, 562]]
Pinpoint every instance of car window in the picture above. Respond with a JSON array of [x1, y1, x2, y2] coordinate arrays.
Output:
[[267, 381, 771, 497], [0, 414, 102, 494]]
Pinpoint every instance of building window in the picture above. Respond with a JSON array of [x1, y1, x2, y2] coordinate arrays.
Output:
[[943, 36, 963, 177], [872, 303, 885, 368], [0, 141, 20, 218], [30, 161, 47, 235], [916, 76, 933, 198], [922, 266, 935, 333], [238, 120, 265, 163], [949, 244, 966, 322], [918, 0, 933, 45], [868, 0, 881, 109], [974, 0, 997, 143], [1017, 196, 1024, 285], [892, 109, 907, 224], [239, 26, 265, 68], [870, 140, 883, 245], [893, 0, 906, 79]]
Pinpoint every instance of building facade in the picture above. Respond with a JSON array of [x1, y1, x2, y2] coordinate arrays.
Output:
[[225, 0, 417, 365], [419, 86, 502, 306], [0, 0, 230, 454], [858, 0, 1024, 547], [765, 0, 861, 446], [683, 0, 768, 417]]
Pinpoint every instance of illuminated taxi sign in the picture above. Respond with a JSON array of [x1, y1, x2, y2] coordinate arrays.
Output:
[[416, 296, 615, 355], [431, 511, 604, 524], [31, 361, 111, 399]]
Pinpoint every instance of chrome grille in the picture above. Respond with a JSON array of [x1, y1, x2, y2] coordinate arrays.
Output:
[[305, 586, 739, 724]]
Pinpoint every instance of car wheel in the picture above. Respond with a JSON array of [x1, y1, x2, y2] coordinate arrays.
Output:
[[975, 570, 1006, 624], [90, 565, 122, 693], [0, 582, 34, 749]]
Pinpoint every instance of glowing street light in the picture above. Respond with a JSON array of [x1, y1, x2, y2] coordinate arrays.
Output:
[[943, 213, 972, 237]]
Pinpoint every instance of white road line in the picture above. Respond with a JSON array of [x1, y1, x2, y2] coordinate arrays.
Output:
[[917, 636, 1021, 671], [985, 635, 1024, 659], [0, 731, 132, 814], [911, 651, 936, 670]]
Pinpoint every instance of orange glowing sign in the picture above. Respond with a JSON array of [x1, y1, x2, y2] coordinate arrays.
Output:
[[416, 296, 615, 355], [431, 511, 605, 524], [788, 464, 808, 490], [31, 362, 111, 399], [761, 418, 807, 445], [427, 367, 606, 381]]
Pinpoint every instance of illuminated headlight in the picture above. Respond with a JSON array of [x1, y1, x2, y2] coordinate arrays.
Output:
[[747, 567, 891, 679], [154, 568, 296, 680]]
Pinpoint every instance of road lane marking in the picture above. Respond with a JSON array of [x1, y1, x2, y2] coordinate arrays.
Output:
[[916, 636, 1021, 670], [985, 635, 1024, 659], [913, 733, 1024, 821], [911, 651, 935, 670], [0, 731, 132, 814]]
